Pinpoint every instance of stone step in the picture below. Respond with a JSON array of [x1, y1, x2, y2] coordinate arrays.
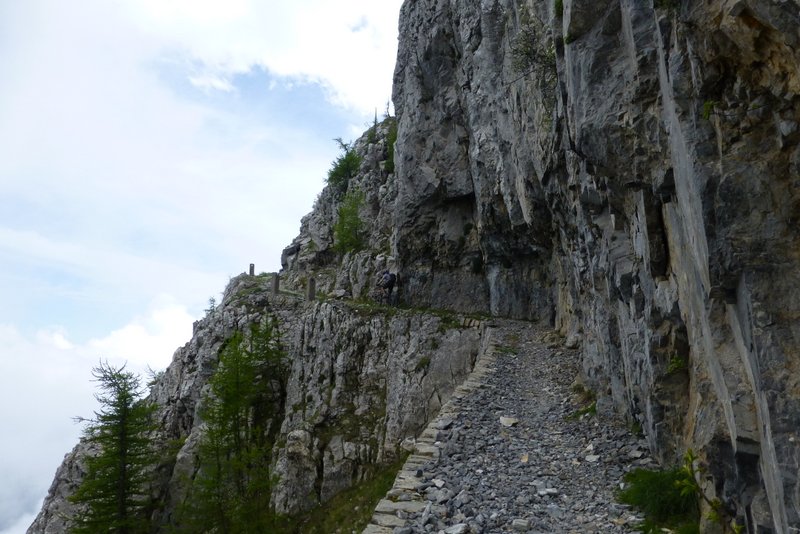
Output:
[[414, 443, 440, 457], [362, 524, 393, 534], [403, 455, 429, 467], [375, 498, 428, 514], [392, 477, 421, 491], [370, 512, 406, 528]]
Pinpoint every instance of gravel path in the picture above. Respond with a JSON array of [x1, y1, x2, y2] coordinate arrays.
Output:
[[365, 320, 655, 534]]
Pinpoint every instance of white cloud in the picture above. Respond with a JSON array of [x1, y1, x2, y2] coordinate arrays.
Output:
[[189, 74, 237, 92], [0, 511, 37, 534], [0, 323, 95, 532], [87, 296, 194, 369], [0, 225, 224, 336], [36, 327, 74, 351], [112, 0, 402, 114]]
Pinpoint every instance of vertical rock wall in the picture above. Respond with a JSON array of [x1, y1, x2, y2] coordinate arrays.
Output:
[[271, 302, 482, 514], [392, 0, 555, 321], [391, 0, 800, 530]]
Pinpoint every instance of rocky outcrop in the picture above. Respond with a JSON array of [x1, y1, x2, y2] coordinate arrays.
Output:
[[27, 443, 95, 534], [30, 273, 485, 531], [271, 302, 482, 514], [280, 119, 400, 299], [390, 0, 800, 531], [391, 0, 556, 321]]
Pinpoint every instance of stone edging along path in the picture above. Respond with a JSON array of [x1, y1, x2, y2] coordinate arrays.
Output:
[[363, 323, 503, 534], [363, 320, 655, 534]]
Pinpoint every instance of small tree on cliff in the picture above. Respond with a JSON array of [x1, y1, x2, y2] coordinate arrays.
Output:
[[333, 188, 366, 254], [178, 317, 288, 532], [327, 138, 361, 194], [69, 361, 157, 534]]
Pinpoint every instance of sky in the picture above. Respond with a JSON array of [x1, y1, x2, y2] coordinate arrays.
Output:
[[0, 1, 403, 531]]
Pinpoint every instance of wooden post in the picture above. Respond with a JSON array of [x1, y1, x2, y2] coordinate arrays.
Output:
[[249, 263, 255, 276], [306, 277, 316, 301], [272, 273, 280, 296]]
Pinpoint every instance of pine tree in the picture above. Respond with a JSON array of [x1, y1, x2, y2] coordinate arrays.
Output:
[[69, 361, 157, 534]]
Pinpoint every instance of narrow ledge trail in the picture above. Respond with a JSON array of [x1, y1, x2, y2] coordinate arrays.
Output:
[[365, 320, 654, 534]]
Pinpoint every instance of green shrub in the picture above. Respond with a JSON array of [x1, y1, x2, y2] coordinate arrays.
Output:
[[436, 313, 463, 333], [327, 138, 361, 193], [565, 384, 597, 420], [701, 100, 718, 120], [414, 356, 431, 372], [668, 355, 688, 374], [618, 466, 699, 533], [204, 296, 216, 316], [271, 455, 408, 533], [566, 401, 597, 420], [333, 189, 366, 254], [554, 0, 563, 16], [511, 6, 556, 76]]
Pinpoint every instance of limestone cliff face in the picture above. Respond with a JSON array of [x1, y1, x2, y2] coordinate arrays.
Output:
[[29, 273, 484, 531], [389, 0, 800, 531]]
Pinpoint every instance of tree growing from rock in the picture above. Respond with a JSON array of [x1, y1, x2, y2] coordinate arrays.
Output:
[[333, 188, 366, 254], [178, 317, 288, 532], [69, 361, 157, 534], [327, 138, 361, 194]]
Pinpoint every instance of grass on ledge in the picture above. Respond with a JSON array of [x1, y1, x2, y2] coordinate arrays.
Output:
[[272, 455, 408, 533], [565, 400, 597, 421]]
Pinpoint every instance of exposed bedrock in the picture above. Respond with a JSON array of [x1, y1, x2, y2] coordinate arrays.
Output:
[[391, 0, 800, 530]]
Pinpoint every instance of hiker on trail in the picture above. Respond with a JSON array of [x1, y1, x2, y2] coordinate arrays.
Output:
[[378, 270, 397, 303]]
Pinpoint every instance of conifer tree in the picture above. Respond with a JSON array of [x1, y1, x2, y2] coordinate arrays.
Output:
[[178, 317, 288, 532], [333, 188, 366, 254], [69, 361, 157, 534]]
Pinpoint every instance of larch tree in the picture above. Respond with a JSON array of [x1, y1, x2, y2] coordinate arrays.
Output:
[[69, 361, 157, 534], [177, 316, 288, 532]]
